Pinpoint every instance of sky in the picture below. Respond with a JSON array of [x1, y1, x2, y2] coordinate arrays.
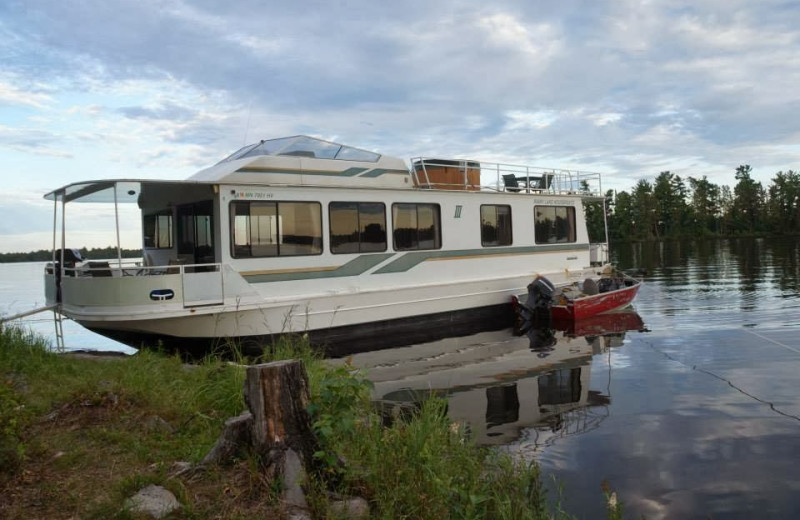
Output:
[[2, 0, 800, 252]]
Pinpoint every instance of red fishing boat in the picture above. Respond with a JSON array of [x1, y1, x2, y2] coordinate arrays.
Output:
[[512, 270, 642, 326], [549, 274, 641, 321]]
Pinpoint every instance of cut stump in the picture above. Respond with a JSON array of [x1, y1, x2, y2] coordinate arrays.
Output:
[[244, 360, 322, 474]]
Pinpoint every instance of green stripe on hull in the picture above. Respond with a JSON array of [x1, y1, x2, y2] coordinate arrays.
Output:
[[372, 244, 590, 274], [359, 168, 407, 177], [244, 253, 395, 283]]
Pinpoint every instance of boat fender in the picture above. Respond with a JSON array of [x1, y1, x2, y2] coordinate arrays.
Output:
[[525, 276, 555, 310]]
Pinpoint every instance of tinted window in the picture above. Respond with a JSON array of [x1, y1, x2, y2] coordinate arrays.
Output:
[[231, 201, 322, 257], [392, 203, 441, 251], [330, 202, 386, 254], [534, 206, 576, 243], [481, 205, 512, 246], [143, 213, 172, 249]]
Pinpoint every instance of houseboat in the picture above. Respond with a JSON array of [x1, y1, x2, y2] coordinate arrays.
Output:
[[43, 135, 609, 352]]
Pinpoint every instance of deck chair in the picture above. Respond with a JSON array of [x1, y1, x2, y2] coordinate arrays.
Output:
[[535, 173, 554, 192], [503, 174, 522, 193]]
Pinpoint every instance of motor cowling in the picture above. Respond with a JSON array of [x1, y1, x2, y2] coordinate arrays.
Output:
[[525, 276, 555, 311]]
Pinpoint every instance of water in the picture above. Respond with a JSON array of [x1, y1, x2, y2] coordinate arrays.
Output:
[[345, 236, 800, 520], [3, 238, 800, 518], [0, 261, 137, 354]]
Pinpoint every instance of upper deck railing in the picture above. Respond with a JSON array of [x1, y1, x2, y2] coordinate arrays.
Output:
[[410, 157, 603, 197]]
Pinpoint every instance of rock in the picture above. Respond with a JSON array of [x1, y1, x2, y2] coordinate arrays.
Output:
[[124, 485, 180, 519], [282, 448, 308, 509], [330, 497, 370, 519], [144, 415, 174, 434]]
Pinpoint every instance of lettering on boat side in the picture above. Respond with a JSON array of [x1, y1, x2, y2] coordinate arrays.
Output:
[[150, 289, 175, 301], [532, 198, 577, 206], [454, 205, 463, 218], [232, 191, 274, 199]]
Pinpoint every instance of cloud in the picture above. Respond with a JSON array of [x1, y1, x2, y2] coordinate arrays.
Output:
[[0, 81, 53, 108], [0, 125, 74, 158], [118, 101, 198, 122], [0, 0, 799, 251], [504, 110, 561, 130]]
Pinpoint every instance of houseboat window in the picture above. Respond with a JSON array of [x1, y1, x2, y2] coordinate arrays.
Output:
[[392, 203, 441, 251], [143, 212, 173, 249], [230, 201, 322, 258], [329, 202, 387, 254], [534, 206, 576, 244], [480, 205, 512, 246]]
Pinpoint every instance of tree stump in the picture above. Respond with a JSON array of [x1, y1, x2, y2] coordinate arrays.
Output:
[[244, 360, 322, 479]]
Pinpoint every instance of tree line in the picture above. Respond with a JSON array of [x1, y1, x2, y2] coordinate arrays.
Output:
[[0, 247, 142, 263], [586, 165, 800, 241]]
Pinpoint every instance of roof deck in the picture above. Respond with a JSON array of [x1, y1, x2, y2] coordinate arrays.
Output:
[[44, 136, 606, 201], [411, 157, 604, 197]]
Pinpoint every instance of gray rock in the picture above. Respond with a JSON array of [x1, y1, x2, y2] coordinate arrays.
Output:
[[144, 415, 174, 434], [125, 484, 180, 519], [330, 497, 370, 519], [282, 448, 308, 509]]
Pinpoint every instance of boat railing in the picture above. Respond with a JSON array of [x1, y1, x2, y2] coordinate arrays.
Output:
[[410, 157, 604, 196], [45, 260, 223, 278], [45, 261, 225, 308]]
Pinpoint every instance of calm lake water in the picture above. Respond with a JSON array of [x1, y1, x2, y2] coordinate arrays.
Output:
[[3, 237, 800, 518]]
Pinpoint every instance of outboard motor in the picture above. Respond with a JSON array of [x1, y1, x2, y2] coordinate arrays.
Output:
[[525, 276, 556, 311], [60, 248, 83, 269], [512, 276, 555, 334]]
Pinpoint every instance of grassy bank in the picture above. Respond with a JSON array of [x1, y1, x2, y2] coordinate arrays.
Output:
[[0, 325, 624, 519]]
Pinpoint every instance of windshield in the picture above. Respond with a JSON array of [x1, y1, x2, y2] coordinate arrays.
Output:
[[217, 135, 381, 164]]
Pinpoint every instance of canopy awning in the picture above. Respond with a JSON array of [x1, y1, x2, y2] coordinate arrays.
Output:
[[44, 179, 206, 203]]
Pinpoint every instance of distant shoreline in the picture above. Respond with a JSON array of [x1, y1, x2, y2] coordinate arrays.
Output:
[[0, 247, 141, 263]]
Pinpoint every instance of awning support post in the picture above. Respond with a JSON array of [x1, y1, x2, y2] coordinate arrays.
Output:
[[60, 195, 66, 280], [52, 197, 57, 265], [114, 183, 122, 268]]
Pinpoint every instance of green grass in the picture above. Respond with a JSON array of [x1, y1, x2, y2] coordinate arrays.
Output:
[[0, 324, 628, 519]]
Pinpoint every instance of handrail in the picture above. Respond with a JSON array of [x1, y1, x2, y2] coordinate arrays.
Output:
[[45, 261, 223, 278], [410, 157, 604, 196]]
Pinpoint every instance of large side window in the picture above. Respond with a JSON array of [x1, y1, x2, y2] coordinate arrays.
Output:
[[481, 205, 512, 246], [231, 201, 322, 258], [392, 203, 442, 251], [534, 206, 576, 243], [329, 202, 387, 254], [143, 212, 173, 249]]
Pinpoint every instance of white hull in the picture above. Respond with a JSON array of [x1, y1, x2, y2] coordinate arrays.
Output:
[[62, 264, 597, 339]]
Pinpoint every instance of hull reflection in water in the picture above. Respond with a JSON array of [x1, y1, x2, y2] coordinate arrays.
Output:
[[342, 310, 645, 446]]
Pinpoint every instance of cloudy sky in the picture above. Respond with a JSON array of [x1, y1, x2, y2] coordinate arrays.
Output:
[[2, 0, 800, 252]]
